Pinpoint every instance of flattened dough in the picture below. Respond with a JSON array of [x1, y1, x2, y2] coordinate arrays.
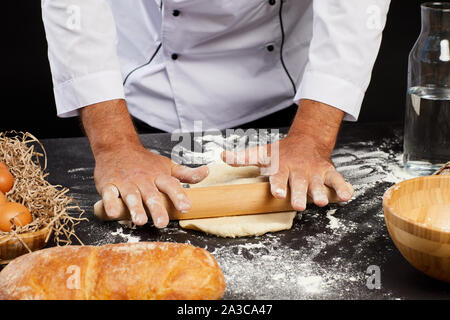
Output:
[[179, 211, 296, 238], [179, 161, 297, 238]]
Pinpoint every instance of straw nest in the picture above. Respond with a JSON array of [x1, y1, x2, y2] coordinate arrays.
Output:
[[0, 131, 85, 247]]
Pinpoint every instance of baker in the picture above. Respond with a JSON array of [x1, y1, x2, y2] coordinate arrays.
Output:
[[41, 0, 390, 228]]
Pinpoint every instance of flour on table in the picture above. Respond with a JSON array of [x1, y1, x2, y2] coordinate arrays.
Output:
[[326, 209, 340, 230], [110, 226, 141, 243]]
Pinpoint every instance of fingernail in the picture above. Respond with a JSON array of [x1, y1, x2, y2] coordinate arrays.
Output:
[[274, 188, 286, 198], [181, 210, 189, 214], [339, 191, 351, 200], [176, 194, 191, 210], [155, 217, 164, 228], [126, 194, 138, 206], [313, 192, 328, 202], [107, 209, 119, 218], [293, 199, 306, 210], [146, 198, 156, 208], [135, 214, 146, 225], [179, 202, 191, 211]]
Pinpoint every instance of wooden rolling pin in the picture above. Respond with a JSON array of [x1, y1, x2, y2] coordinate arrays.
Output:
[[94, 182, 353, 221]]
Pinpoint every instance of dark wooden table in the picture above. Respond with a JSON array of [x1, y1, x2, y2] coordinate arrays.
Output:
[[40, 122, 449, 300]]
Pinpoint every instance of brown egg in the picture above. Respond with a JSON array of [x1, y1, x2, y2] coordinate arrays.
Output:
[[0, 191, 7, 206], [0, 168, 14, 194], [0, 162, 7, 170], [0, 202, 33, 232]]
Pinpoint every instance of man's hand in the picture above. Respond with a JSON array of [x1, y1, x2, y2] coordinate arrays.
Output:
[[81, 99, 208, 227], [222, 99, 353, 211]]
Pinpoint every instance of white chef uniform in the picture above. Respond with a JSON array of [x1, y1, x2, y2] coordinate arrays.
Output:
[[41, 0, 390, 132]]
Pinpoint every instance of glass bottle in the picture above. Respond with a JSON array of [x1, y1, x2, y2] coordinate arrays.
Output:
[[404, 2, 450, 175]]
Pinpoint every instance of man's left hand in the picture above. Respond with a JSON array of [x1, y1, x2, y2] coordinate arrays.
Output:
[[221, 99, 354, 211]]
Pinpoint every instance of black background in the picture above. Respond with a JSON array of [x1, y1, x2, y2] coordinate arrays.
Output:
[[1, 1, 431, 138]]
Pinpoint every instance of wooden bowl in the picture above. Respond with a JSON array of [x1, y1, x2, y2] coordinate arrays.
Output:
[[0, 227, 51, 265], [383, 175, 450, 282]]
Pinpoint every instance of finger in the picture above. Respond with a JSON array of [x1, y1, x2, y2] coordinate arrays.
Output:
[[269, 168, 289, 199], [155, 175, 191, 212], [101, 184, 121, 219], [308, 174, 329, 207], [221, 145, 270, 167], [324, 169, 353, 201], [117, 182, 148, 226], [171, 164, 209, 184], [137, 180, 169, 228], [289, 171, 308, 211]]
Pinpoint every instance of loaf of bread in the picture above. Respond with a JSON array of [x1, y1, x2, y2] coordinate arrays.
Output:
[[0, 242, 226, 300]]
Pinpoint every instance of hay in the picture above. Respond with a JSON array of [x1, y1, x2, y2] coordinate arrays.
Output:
[[434, 162, 450, 175], [0, 131, 86, 247]]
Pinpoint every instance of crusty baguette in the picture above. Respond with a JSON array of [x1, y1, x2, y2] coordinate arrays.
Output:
[[0, 242, 226, 300]]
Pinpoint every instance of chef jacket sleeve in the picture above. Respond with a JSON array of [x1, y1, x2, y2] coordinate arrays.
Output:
[[41, 0, 124, 117], [294, 0, 391, 121]]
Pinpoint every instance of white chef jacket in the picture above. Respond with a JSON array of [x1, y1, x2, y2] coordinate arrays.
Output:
[[41, 0, 390, 132]]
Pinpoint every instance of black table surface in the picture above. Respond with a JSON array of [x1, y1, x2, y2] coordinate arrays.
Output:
[[39, 122, 449, 300]]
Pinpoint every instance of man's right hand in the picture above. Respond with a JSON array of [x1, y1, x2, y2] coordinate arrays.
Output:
[[81, 99, 209, 228]]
